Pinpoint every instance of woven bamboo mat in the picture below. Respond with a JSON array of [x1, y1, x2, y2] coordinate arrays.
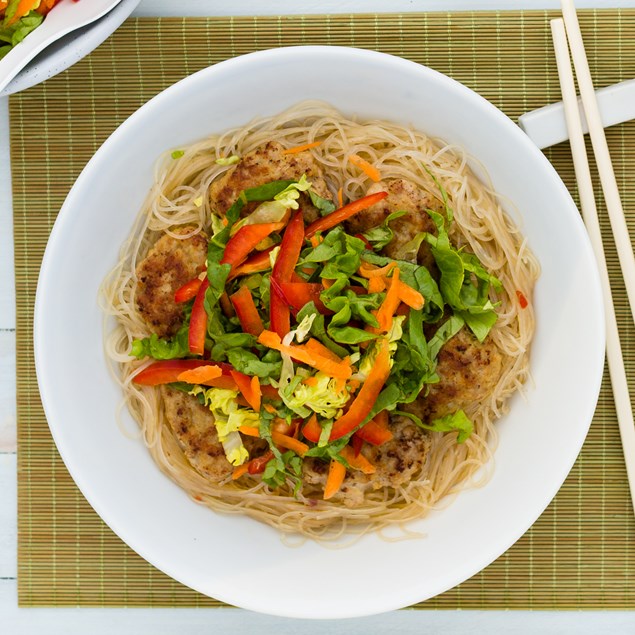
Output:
[[11, 10, 635, 609]]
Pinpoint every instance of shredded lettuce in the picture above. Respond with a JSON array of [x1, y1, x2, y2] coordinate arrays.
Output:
[[0, 8, 43, 59], [215, 155, 240, 166], [284, 372, 349, 419], [190, 386, 254, 465]]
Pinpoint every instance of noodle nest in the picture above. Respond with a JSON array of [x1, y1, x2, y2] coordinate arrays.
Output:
[[100, 101, 539, 542]]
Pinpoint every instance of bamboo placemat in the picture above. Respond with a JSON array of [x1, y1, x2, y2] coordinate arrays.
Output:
[[11, 10, 635, 609]]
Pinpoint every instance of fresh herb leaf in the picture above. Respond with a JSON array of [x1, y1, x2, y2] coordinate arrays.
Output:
[[396, 408, 474, 443], [421, 209, 501, 341], [262, 450, 303, 492], [226, 348, 282, 378], [130, 323, 191, 360], [361, 210, 408, 250], [308, 190, 337, 216], [296, 302, 349, 358], [171, 150, 185, 159]]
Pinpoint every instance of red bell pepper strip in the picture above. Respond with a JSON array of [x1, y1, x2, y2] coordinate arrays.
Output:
[[355, 233, 373, 250], [272, 211, 305, 281], [188, 278, 209, 356], [220, 221, 285, 272], [228, 246, 275, 280], [269, 212, 305, 337], [230, 285, 264, 336], [247, 451, 275, 475], [269, 280, 290, 340], [353, 410, 394, 446], [278, 282, 330, 314], [304, 191, 388, 239], [133, 359, 230, 386], [329, 338, 391, 441], [351, 433, 364, 457], [174, 277, 204, 303]]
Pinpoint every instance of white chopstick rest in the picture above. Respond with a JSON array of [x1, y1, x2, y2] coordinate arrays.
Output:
[[550, 17, 635, 515], [561, 0, 635, 324]]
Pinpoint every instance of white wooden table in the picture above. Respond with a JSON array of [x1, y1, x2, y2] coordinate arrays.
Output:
[[2, 1, 634, 632]]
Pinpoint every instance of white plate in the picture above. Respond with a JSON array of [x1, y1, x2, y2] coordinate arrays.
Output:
[[34, 47, 605, 619], [0, 0, 139, 97]]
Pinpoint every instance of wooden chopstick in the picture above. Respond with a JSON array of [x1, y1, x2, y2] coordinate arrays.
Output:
[[551, 17, 635, 514], [560, 0, 635, 323]]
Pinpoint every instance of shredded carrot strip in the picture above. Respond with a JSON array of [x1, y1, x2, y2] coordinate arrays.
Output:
[[264, 403, 277, 414], [6, 0, 36, 24], [282, 141, 322, 155], [368, 276, 386, 293], [396, 280, 425, 310], [375, 268, 402, 332], [337, 187, 344, 208], [238, 425, 261, 437], [310, 235, 321, 248], [232, 464, 250, 480], [324, 460, 346, 500], [359, 261, 397, 278], [347, 379, 361, 393], [258, 331, 352, 380], [349, 154, 381, 183], [322, 278, 334, 289], [271, 431, 310, 456], [303, 377, 319, 387], [303, 338, 343, 363], [177, 366, 222, 384], [340, 446, 376, 474]]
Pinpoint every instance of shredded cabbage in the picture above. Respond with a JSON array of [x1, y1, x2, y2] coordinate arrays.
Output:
[[189, 386, 254, 466], [285, 372, 349, 419]]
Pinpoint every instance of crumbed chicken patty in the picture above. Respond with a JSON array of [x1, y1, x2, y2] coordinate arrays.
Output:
[[303, 416, 431, 507], [161, 386, 267, 482], [344, 179, 441, 271], [407, 328, 503, 422], [209, 141, 332, 223], [135, 227, 207, 337]]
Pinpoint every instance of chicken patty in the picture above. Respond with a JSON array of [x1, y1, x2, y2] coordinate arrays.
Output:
[[408, 327, 503, 422], [344, 179, 440, 271], [303, 416, 431, 507], [209, 141, 332, 222], [135, 228, 207, 338], [161, 386, 267, 482]]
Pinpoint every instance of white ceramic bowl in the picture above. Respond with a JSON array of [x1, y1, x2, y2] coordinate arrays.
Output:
[[34, 47, 604, 619]]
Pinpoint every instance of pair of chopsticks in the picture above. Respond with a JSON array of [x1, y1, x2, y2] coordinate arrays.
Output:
[[551, 0, 635, 513]]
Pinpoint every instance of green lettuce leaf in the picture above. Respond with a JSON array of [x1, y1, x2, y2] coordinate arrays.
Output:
[[308, 190, 337, 216], [422, 209, 501, 341], [130, 323, 190, 360], [361, 210, 408, 250], [226, 348, 282, 379], [397, 408, 474, 443]]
